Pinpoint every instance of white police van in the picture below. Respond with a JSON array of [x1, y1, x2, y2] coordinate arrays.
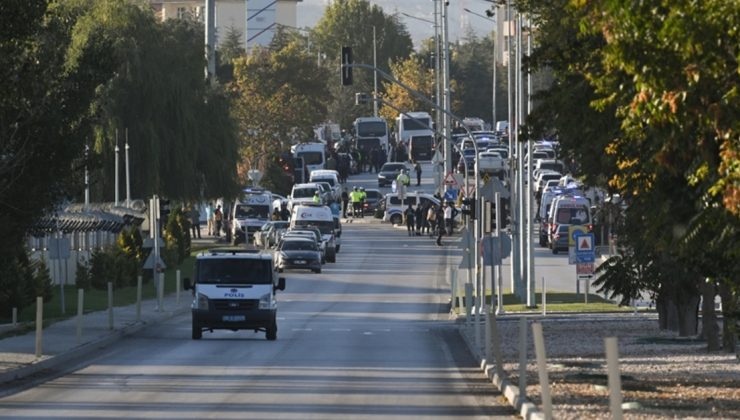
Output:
[[231, 188, 274, 245], [184, 249, 285, 340]]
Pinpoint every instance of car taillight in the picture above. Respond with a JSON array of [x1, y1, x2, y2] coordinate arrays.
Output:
[[587, 224, 593, 231]]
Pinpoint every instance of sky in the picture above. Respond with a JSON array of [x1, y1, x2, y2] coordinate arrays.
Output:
[[296, 0, 497, 49]]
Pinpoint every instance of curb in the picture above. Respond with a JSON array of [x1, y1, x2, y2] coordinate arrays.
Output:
[[457, 321, 544, 420], [0, 302, 190, 389]]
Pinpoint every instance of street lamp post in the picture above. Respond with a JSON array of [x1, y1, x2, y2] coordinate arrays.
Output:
[[463, 7, 497, 129], [114, 130, 119, 206], [373, 25, 378, 117]]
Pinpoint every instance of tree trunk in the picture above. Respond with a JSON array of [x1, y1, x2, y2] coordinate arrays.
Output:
[[718, 282, 738, 354], [657, 290, 699, 337], [700, 281, 720, 351], [677, 294, 700, 337]]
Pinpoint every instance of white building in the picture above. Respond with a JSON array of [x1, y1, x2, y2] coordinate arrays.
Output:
[[149, 0, 302, 49]]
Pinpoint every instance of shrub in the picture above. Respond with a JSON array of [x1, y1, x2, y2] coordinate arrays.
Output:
[[0, 251, 34, 318], [163, 206, 190, 265], [75, 258, 92, 290], [28, 259, 54, 303]]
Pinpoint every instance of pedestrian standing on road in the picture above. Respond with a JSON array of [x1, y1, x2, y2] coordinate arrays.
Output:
[[341, 187, 349, 218], [444, 201, 458, 235], [436, 204, 446, 245], [404, 203, 416, 236], [272, 208, 281, 221], [350, 186, 362, 218], [214, 205, 223, 237], [190, 205, 201, 239], [414, 161, 422, 186], [359, 187, 367, 218], [426, 204, 437, 237], [414, 203, 424, 236]]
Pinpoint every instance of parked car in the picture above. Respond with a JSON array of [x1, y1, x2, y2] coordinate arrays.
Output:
[[275, 237, 322, 274], [377, 162, 410, 187], [361, 188, 383, 215]]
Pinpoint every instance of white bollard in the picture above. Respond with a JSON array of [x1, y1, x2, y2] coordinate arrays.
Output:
[[136, 275, 142, 322], [35, 297, 43, 358], [12, 307, 17, 327], [605, 337, 623, 420], [453, 269, 462, 311], [76, 289, 84, 344], [465, 283, 473, 327], [518, 317, 527, 405], [532, 322, 553, 419], [107, 282, 113, 330], [176, 269, 181, 305], [542, 276, 547, 316]]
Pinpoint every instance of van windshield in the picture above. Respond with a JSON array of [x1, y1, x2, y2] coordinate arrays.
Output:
[[234, 204, 269, 219], [357, 122, 387, 137], [297, 151, 323, 165], [293, 188, 317, 198], [196, 259, 272, 285], [555, 206, 590, 225], [313, 177, 336, 187]]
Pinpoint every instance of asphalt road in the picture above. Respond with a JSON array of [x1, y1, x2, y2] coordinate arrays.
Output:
[[0, 207, 515, 419]]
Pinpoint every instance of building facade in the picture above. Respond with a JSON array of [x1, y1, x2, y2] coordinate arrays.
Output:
[[149, 0, 302, 49]]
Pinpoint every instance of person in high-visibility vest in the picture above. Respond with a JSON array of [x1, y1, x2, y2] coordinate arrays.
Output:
[[359, 187, 367, 218], [312, 191, 321, 204], [350, 186, 362, 218]]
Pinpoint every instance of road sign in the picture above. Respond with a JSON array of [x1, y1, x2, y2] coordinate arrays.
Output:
[[460, 184, 476, 197], [443, 188, 458, 203], [444, 172, 458, 187], [479, 177, 510, 200], [143, 252, 167, 271], [574, 232, 595, 263], [576, 263, 594, 275], [568, 225, 589, 247], [481, 234, 512, 266]]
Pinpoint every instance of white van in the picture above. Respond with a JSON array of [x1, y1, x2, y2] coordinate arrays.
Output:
[[382, 192, 440, 225], [291, 143, 326, 173], [231, 190, 274, 245], [184, 249, 285, 340], [290, 204, 338, 261], [546, 195, 592, 249], [309, 170, 341, 201]]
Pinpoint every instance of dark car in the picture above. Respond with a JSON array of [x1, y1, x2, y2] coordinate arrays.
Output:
[[456, 148, 477, 174], [377, 162, 409, 187], [549, 224, 569, 254], [362, 188, 383, 215], [275, 237, 323, 273]]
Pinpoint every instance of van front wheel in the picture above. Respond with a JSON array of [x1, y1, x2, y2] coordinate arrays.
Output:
[[390, 214, 402, 226], [266, 322, 277, 341], [192, 319, 202, 340]]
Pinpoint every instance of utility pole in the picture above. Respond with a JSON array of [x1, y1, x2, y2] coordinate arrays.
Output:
[[114, 130, 119, 206], [441, 0, 452, 177], [526, 17, 536, 306], [205, 0, 216, 82], [125, 128, 131, 207], [373, 25, 378, 117]]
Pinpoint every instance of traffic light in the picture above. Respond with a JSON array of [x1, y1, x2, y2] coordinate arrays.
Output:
[[341, 46, 353, 86], [461, 197, 476, 220]]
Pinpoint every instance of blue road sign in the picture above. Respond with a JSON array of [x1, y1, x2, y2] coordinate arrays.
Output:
[[574, 232, 595, 263]]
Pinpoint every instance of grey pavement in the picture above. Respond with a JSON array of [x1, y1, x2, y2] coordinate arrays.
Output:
[[0, 281, 192, 391]]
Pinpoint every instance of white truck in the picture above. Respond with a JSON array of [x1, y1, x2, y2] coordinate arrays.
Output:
[[477, 151, 506, 175]]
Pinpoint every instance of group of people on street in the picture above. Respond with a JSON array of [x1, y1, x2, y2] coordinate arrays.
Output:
[[403, 201, 458, 246], [343, 186, 367, 218]]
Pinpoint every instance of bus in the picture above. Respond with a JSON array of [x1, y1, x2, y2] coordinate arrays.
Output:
[[353, 116, 388, 155], [408, 134, 434, 162], [396, 112, 433, 145]]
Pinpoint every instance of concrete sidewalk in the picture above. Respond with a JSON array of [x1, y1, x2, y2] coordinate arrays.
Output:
[[0, 291, 191, 388]]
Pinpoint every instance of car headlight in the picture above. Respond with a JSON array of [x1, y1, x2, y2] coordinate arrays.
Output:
[[195, 293, 209, 310], [258, 292, 273, 310]]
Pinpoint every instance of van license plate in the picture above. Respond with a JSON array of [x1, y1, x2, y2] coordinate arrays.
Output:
[[294, 260, 306, 264], [223, 315, 245, 322]]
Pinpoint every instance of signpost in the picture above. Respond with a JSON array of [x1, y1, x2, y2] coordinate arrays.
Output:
[[572, 231, 596, 298]]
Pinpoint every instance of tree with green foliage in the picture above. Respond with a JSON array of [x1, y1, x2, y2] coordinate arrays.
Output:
[[312, 0, 413, 127], [515, 0, 740, 349], [230, 42, 331, 182], [379, 55, 436, 128], [217, 25, 245, 82]]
